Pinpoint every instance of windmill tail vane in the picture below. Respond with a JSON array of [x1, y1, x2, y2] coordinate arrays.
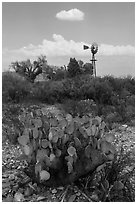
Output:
[[83, 45, 90, 50]]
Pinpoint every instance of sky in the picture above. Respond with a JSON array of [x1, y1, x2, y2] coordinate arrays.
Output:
[[2, 2, 135, 76]]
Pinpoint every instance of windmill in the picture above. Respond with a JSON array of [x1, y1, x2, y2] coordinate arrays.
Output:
[[83, 42, 98, 77]]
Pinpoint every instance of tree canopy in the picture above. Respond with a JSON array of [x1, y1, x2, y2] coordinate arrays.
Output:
[[67, 58, 81, 78], [10, 55, 48, 83]]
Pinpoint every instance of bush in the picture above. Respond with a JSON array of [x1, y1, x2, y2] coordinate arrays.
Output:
[[30, 81, 51, 102], [3, 72, 134, 125], [2, 104, 24, 144], [2, 72, 31, 103], [102, 145, 135, 201], [93, 80, 113, 105], [78, 144, 135, 202], [52, 67, 66, 81], [60, 99, 97, 117], [30, 74, 134, 125], [31, 80, 65, 104]]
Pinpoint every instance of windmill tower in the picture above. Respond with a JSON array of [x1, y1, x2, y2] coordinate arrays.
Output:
[[83, 42, 98, 77]]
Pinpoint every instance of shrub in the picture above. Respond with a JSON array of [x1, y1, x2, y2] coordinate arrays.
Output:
[[52, 67, 66, 81], [124, 105, 135, 122], [93, 80, 113, 105], [31, 80, 65, 104], [102, 145, 135, 201], [60, 99, 97, 117], [30, 81, 51, 102], [2, 104, 24, 144], [2, 72, 31, 103], [4, 72, 134, 125], [79, 145, 135, 202]]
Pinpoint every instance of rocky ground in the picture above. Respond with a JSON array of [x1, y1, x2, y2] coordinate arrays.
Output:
[[2, 140, 99, 202], [2, 103, 135, 202]]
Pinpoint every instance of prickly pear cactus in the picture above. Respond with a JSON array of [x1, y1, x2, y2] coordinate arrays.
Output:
[[18, 106, 116, 186]]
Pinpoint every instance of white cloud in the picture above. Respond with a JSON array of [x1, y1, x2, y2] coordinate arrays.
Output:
[[5, 34, 134, 57], [56, 8, 84, 21], [2, 34, 135, 71], [99, 44, 134, 56]]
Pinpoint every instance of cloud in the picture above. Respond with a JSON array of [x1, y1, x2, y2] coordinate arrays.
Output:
[[2, 34, 135, 71], [4, 34, 134, 57], [56, 8, 84, 21], [99, 44, 134, 56]]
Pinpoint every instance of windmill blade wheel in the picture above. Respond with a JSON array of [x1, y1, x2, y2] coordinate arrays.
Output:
[[91, 43, 98, 54]]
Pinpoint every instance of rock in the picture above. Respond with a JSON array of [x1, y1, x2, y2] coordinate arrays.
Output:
[[68, 194, 76, 202], [14, 192, 25, 202], [9, 174, 15, 180], [52, 189, 57, 194], [90, 193, 99, 201], [3, 195, 13, 202], [12, 184, 19, 191], [57, 186, 64, 190], [2, 182, 11, 188], [122, 124, 128, 128], [37, 196, 47, 201], [18, 188, 24, 194], [36, 186, 41, 194], [24, 187, 33, 197], [76, 192, 81, 196]]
